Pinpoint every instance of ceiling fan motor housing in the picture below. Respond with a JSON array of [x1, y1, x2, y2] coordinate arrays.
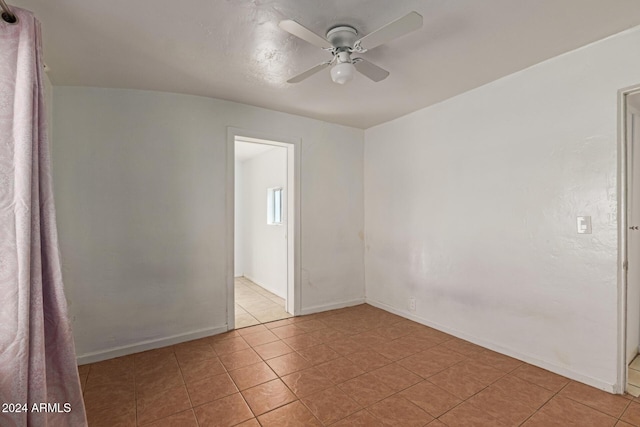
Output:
[[326, 25, 358, 49]]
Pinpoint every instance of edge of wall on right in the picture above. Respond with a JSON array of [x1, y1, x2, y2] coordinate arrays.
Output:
[[363, 24, 640, 392]]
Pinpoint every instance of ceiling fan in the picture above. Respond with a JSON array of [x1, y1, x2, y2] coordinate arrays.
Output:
[[279, 11, 423, 85]]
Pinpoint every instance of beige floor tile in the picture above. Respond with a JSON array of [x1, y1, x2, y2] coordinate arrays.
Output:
[[240, 299, 281, 313], [235, 295, 257, 303], [236, 313, 260, 328], [236, 295, 269, 306], [254, 287, 276, 296], [630, 368, 640, 388], [246, 286, 267, 295], [269, 296, 285, 305], [234, 278, 291, 327], [628, 384, 640, 397], [253, 307, 293, 323]]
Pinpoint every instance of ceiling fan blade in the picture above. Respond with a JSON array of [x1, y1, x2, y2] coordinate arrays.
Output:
[[356, 11, 423, 51], [279, 20, 331, 49], [287, 62, 331, 83], [353, 59, 389, 82]]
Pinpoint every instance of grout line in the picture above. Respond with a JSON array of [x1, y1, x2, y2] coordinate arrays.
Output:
[[618, 399, 633, 423], [129, 356, 138, 426], [173, 351, 199, 427], [516, 378, 571, 426], [556, 380, 632, 422]]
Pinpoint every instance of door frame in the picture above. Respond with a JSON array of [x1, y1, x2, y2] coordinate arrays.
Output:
[[226, 127, 302, 330], [617, 85, 640, 393]]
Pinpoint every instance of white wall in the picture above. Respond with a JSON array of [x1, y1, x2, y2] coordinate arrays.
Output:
[[234, 160, 244, 277], [240, 146, 288, 298], [364, 26, 640, 392], [52, 87, 365, 361]]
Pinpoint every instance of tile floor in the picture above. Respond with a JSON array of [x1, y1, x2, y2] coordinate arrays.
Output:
[[79, 304, 640, 426], [235, 277, 291, 328], [629, 355, 640, 397]]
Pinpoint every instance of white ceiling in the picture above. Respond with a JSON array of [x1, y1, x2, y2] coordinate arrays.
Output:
[[10, 0, 640, 128], [235, 141, 278, 162]]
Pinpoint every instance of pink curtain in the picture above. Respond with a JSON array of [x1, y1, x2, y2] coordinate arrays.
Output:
[[0, 8, 87, 427]]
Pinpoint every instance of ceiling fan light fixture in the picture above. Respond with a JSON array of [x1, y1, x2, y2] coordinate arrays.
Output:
[[280, 12, 422, 84], [330, 61, 355, 84]]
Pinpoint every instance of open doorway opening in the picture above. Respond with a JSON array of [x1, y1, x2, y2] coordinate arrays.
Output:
[[625, 90, 640, 395], [233, 136, 293, 327]]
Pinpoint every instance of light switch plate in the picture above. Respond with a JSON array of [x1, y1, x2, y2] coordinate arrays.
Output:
[[577, 216, 592, 234]]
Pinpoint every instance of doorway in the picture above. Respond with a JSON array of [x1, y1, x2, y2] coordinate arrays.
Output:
[[234, 138, 290, 327], [625, 91, 640, 395], [226, 129, 301, 331]]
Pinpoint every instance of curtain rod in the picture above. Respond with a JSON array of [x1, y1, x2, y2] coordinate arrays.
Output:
[[0, 0, 16, 24]]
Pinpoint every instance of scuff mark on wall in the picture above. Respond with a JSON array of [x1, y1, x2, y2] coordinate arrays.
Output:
[[302, 268, 313, 288]]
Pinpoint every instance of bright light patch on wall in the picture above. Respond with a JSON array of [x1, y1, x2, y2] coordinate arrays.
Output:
[[250, 21, 288, 87], [267, 187, 283, 225]]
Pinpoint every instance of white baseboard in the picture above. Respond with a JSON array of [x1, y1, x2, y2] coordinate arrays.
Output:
[[365, 298, 617, 393], [76, 325, 228, 365], [299, 298, 365, 316]]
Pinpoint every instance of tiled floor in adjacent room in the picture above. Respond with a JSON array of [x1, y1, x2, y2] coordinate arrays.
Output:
[[79, 304, 640, 426], [235, 277, 291, 328], [629, 354, 640, 397]]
